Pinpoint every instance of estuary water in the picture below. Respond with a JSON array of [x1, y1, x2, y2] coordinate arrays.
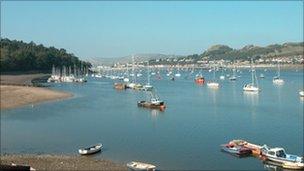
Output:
[[1, 68, 303, 170]]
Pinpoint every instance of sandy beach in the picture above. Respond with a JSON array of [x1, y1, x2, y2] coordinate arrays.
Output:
[[0, 74, 72, 110], [0, 85, 72, 110], [0, 155, 127, 170]]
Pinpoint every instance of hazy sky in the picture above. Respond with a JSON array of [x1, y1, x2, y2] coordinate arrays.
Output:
[[1, 1, 303, 59]]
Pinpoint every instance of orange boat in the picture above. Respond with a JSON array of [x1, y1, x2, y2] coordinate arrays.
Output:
[[228, 139, 262, 156]]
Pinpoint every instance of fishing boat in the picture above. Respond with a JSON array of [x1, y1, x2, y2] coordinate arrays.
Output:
[[138, 91, 166, 110], [273, 63, 284, 84], [207, 66, 219, 88], [299, 91, 304, 97], [261, 145, 304, 166], [243, 59, 260, 92], [126, 161, 156, 171], [221, 144, 252, 156], [78, 143, 102, 155]]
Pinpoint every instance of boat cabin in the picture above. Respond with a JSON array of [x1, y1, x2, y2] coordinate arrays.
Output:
[[267, 148, 287, 158]]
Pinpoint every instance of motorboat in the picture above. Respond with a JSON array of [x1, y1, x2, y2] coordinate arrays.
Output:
[[138, 91, 166, 110], [126, 161, 156, 171], [78, 143, 102, 155], [261, 145, 304, 165], [195, 75, 205, 84], [207, 82, 219, 88]]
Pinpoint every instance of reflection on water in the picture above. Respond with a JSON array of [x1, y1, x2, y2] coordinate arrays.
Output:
[[263, 161, 295, 171], [1, 69, 303, 170]]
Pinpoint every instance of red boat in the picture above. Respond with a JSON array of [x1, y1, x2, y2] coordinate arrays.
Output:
[[195, 76, 205, 84]]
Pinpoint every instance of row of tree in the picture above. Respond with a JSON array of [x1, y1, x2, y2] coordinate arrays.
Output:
[[0, 38, 91, 72]]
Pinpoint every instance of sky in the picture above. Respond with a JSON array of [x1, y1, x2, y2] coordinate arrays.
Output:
[[1, 1, 303, 59]]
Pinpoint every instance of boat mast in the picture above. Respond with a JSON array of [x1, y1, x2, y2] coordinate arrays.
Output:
[[132, 55, 136, 83], [147, 61, 150, 85]]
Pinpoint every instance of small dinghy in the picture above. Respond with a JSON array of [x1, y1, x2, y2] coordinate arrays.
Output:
[[126, 161, 156, 171], [221, 144, 252, 156], [78, 143, 102, 155]]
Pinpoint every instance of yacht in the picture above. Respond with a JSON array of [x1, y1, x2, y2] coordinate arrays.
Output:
[[243, 59, 260, 92], [273, 62, 284, 84]]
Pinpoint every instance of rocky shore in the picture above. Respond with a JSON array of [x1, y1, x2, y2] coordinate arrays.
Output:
[[0, 154, 127, 170]]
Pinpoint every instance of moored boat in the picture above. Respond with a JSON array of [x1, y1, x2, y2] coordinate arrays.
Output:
[[195, 75, 205, 84], [78, 143, 102, 155], [299, 91, 304, 97], [221, 144, 252, 156], [126, 161, 156, 171], [261, 145, 303, 165], [114, 83, 127, 90], [138, 91, 166, 111]]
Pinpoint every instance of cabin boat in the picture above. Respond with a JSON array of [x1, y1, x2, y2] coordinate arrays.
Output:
[[126, 161, 156, 171], [78, 143, 102, 155], [138, 91, 166, 110], [261, 145, 304, 168], [221, 144, 252, 156], [195, 75, 205, 84]]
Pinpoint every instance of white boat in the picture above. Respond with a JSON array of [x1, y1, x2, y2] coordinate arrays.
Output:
[[123, 77, 130, 82], [261, 145, 304, 168], [78, 143, 102, 155], [300, 91, 304, 97], [126, 161, 156, 171], [207, 66, 219, 88], [282, 161, 304, 170], [219, 75, 225, 80], [273, 63, 284, 84], [243, 59, 260, 92], [207, 82, 219, 88], [229, 66, 237, 81], [175, 64, 181, 77], [259, 73, 265, 78], [143, 61, 153, 91]]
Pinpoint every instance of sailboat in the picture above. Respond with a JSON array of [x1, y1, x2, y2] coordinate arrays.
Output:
[[123, 64, 130, 82], [207, 66, 219, 88], [143, 61, 153, 91], [229, 65, 237, 81], [175, 63, 181, 77], [243, 59, 260, 92], [219, 65, 225, 80], [127, 55, 142, 89], [273, 62, 284, 84]]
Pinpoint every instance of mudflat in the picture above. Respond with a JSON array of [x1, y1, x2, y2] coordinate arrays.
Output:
[[0, 154, 127, 170], [0, 85, 72, 110]]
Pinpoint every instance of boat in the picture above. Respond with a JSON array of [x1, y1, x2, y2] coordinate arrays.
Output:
[[207, 66, 219, 88], [78, 143, 102, 155], [273, 63, 284, 84], [228, 139, 262, 156], [126, 161, 156, 171], [219, 75, 225, 80], [299, 91, 304, 97], [114, 83, 127, 90], [229, 65, 237, 81], [260, 73, 265, 78], [175, 64, 181, 77], [243, 59, 260, 92], [1, 163, 36, 171], [137, 91, 166, 111], [195, 75, 205, 84], [261, 145, 304, 165], [221, 144, 252, 156], [143, 61, 153, 91]]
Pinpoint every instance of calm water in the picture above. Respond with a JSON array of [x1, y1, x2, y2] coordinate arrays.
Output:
[[1, 69, 303, 170]]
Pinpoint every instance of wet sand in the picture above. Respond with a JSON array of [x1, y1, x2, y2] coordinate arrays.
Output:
[[0, 154, 127, 170], [0, 85, 72, 110]]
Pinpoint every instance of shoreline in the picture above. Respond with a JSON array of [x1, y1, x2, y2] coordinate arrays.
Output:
[[0, 74, 72, 110], [0, 154, 127, 170]]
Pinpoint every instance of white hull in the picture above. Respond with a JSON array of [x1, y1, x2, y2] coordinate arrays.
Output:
[[299, 91, 304, 97], [207, 82, 219, 88], [273, 79, 284, 84], [127, 161, 156, 171]]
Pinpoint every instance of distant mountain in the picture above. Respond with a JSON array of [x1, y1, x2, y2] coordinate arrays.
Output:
[[88, 53, 181, 66], [199, 42, 303, 61]]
